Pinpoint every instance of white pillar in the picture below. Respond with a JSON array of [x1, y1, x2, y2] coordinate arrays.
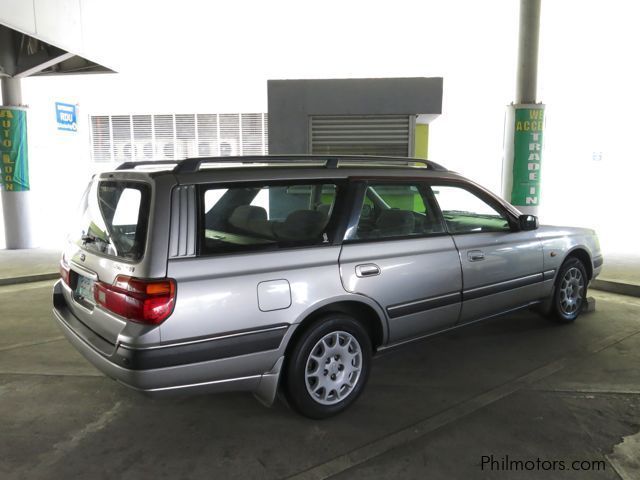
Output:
[[515, 0, 541, 105], [502, 0, 543, 217]]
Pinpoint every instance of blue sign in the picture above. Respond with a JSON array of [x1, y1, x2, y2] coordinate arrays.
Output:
[[55, 102, 77, 131]]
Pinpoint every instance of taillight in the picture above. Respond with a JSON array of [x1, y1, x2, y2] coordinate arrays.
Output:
[[94, 275, 176, 325], [60, 260, 71, 286]]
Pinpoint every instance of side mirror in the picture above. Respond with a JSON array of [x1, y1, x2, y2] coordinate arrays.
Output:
[[518, 214, 539, 231]]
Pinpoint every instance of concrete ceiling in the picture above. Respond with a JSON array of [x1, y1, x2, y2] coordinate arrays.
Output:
[[0, 0, 114, 79], [0, 24, 113, 79]]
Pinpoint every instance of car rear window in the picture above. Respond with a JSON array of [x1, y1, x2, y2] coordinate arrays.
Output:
[[73, 180, 151, 261]]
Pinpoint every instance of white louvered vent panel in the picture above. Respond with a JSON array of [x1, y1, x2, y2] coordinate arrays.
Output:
[[262, 114, 268, 155], [241, 113, 264, 155], [219, 114, 241, 156], [89, 113, 269, 162], [90, 116, 111, 162], [310, 115, 410, 157], [132, 115, 153, 161], [153, 114, 175, 160], [197, 114, 218, 157], [176, 114, 196, 159], [111, 115, 133, 162]]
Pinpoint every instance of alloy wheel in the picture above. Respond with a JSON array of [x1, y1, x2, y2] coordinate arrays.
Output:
[[559, 267, 585, 315], [304, 331, 363, 405]]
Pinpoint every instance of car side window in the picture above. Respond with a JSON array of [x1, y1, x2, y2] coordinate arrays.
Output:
[[201, 183, 337, 255], [430, 185, 511, 234], [353, 183, 444, 240]]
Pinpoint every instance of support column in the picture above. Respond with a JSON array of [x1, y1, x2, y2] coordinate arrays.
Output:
[[502, 0, 544, 217], [1, 76, 35, 249], [515, 0, 541, 105]]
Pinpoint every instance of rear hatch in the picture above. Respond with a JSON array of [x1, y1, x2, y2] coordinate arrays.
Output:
[[60, 177, 153, 347]]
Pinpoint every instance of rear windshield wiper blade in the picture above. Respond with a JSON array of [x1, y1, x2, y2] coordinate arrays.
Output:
[[81, 233, 108, 245], [81, 234, 97, 244]]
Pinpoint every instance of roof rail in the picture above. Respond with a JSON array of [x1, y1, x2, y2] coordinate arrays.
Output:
[[116, 160, 181, 170], [172, 155, 447, 174]]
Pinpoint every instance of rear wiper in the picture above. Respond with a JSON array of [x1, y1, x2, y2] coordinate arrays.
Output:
[[81, 234, 97, 244], [82, 233, 108, 245]]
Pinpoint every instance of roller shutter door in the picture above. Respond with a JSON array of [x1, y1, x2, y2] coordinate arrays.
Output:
[[310, 115, 413, 157]]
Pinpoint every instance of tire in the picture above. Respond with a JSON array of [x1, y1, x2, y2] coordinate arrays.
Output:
[[550, 257, 588, 323], [284, 314, 372, 419]]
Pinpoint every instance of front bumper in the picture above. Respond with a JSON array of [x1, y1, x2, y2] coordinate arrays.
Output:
[[592, 254, 604, 279], [52, 280, 285, 400]]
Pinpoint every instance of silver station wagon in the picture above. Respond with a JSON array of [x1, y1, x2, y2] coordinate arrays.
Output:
[[53, 156, 603, 418]]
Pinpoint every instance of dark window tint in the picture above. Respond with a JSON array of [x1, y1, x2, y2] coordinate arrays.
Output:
[[431, 185, 510, 233], [201, 183, 337, 255], [353, 183, 444, 240], [74, 181, 150, 260]]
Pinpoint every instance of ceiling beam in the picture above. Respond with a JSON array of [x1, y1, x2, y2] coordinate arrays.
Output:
[[14, 51, 75, 78]]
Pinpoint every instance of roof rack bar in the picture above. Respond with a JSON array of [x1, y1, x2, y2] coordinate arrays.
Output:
[[116, 160, 181, 170], [172, 155, 447, 174], [326, 157, 339, 169]]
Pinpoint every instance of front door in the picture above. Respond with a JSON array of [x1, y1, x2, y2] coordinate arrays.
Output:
[[339, 181, 462, 344], [429, 183, 543, 324]]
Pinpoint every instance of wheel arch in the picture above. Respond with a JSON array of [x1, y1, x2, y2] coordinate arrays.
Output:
[[285, 297, 388, 361], [537, 246, 593, 318], [564, 247, 593, 280]]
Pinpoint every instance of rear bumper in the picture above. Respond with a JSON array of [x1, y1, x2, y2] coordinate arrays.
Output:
[[52, 280, 286, 400]]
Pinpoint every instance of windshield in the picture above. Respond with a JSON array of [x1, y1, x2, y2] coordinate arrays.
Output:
[[73, 180, 151, 261]]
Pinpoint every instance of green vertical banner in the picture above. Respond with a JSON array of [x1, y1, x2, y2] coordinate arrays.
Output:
[[0, 107, 30, 192], [510, 105, 544, 206]]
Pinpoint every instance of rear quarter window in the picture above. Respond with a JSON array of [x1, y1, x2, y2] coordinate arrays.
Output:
[[200, 182, 339, 255]]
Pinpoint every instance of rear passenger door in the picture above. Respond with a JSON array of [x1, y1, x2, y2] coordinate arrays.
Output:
[[428, 182, 543, 324], [339, 181, 462, 344]]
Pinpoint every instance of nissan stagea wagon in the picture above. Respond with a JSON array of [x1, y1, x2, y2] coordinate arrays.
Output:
[[53, 156, 603, 418]]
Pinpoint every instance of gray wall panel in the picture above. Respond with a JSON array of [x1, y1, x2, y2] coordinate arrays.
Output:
[[268, 77, 443, 154]]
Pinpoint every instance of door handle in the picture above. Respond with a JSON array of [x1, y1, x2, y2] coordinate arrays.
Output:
[[467, 250, 485, 262], [355, 264, 381, 277]]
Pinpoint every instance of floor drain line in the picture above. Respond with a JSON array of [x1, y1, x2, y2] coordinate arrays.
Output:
[[0, 336, 65, 353]]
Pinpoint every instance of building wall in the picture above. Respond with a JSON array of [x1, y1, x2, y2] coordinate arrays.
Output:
[[268, 77, 442, 154], [414, 123, 429, 159]]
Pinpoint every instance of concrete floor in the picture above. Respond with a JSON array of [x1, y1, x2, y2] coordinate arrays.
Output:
[[0, 281, 639, 479], [0, 249, 60, 284]]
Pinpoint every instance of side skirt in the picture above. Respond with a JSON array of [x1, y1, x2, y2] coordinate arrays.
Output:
[[376, 300, 542, 355]]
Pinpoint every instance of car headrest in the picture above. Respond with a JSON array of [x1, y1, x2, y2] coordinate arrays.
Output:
[[229, 205, 268, 231], [375, 209, 415, 237], [273, 210, 328, 242]]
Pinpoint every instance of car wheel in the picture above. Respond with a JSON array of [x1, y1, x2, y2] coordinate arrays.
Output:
[[284, 314, 372, 419], [550, 257, 588, 323]]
